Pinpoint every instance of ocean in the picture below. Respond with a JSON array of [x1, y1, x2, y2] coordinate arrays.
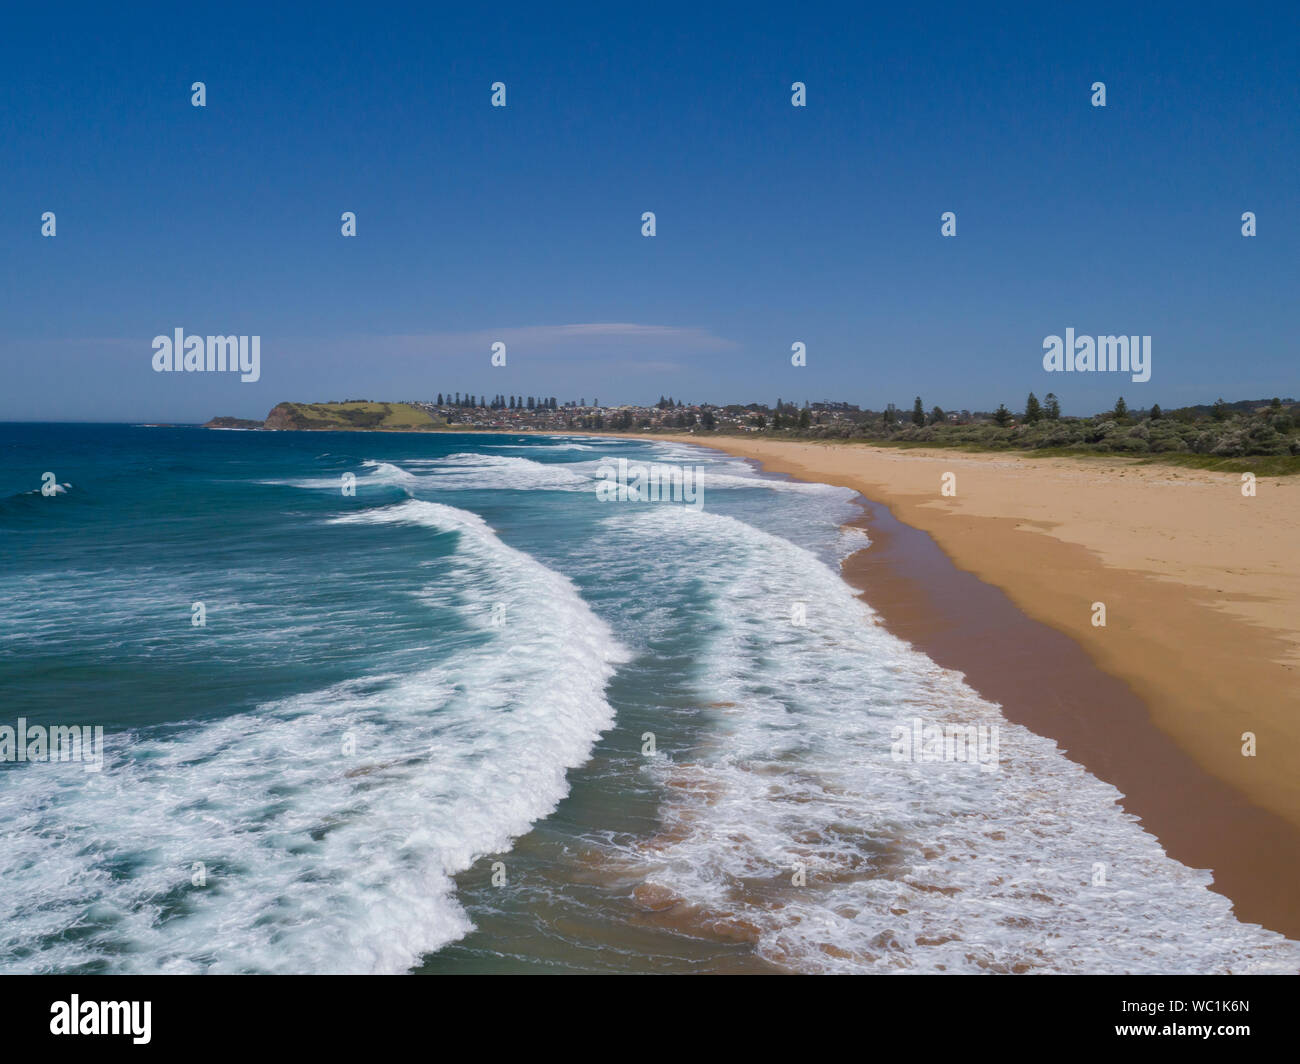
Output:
[[2, 423, 1298, 974]]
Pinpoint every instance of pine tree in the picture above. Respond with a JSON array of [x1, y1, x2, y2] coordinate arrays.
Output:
[[994, 404, 1011, 427], [1024, 392, 1042, 423], [1045, 393, 1061, 420], [1150, 403, 1163, 420], [912, 397, 925, 426], [1114, 396, 1128, 420]]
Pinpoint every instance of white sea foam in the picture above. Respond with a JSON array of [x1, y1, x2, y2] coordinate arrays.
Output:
[[485, 442, 595, 452], [834, 524, 873, 560], [392, 454, 592, 492], [258, 460, 425, 493], [596, 506, 1300, 974], [426, 452, 846, 499], [0, 499, 627, 973], [267, 447, 847, 502], [359, 460, 423, 488], [692, 469, 850, 495]]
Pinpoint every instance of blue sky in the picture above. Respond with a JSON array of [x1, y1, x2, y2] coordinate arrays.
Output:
[[2, 1, 1296, 421]]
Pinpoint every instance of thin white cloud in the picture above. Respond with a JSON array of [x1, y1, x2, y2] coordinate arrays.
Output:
[[368, 323, 739, 358]]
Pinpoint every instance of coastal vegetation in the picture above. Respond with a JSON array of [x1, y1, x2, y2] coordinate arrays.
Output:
[[610, 394, 1300, 474], [783, 394, 1300, 473]]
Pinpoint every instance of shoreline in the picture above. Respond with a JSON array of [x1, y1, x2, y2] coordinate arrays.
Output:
[[607, 432, 1300, 942]]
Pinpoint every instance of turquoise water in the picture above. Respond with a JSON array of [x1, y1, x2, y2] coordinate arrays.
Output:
[[3, 424, 1299, 974]]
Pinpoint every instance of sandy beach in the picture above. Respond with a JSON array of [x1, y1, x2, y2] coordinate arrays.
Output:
[[631, 434, 1300, 938]]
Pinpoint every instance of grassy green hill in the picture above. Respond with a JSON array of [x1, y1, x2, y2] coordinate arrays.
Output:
[[261, 401, 442, 431]]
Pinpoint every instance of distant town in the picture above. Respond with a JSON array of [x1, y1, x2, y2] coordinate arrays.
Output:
[[406, 394, 878, 433]]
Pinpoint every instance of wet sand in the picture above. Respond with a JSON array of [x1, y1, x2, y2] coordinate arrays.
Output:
[[630, 434, 1300, 941]]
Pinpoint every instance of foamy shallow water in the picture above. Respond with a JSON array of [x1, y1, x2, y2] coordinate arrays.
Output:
[[597, 505, 1300, 973]]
